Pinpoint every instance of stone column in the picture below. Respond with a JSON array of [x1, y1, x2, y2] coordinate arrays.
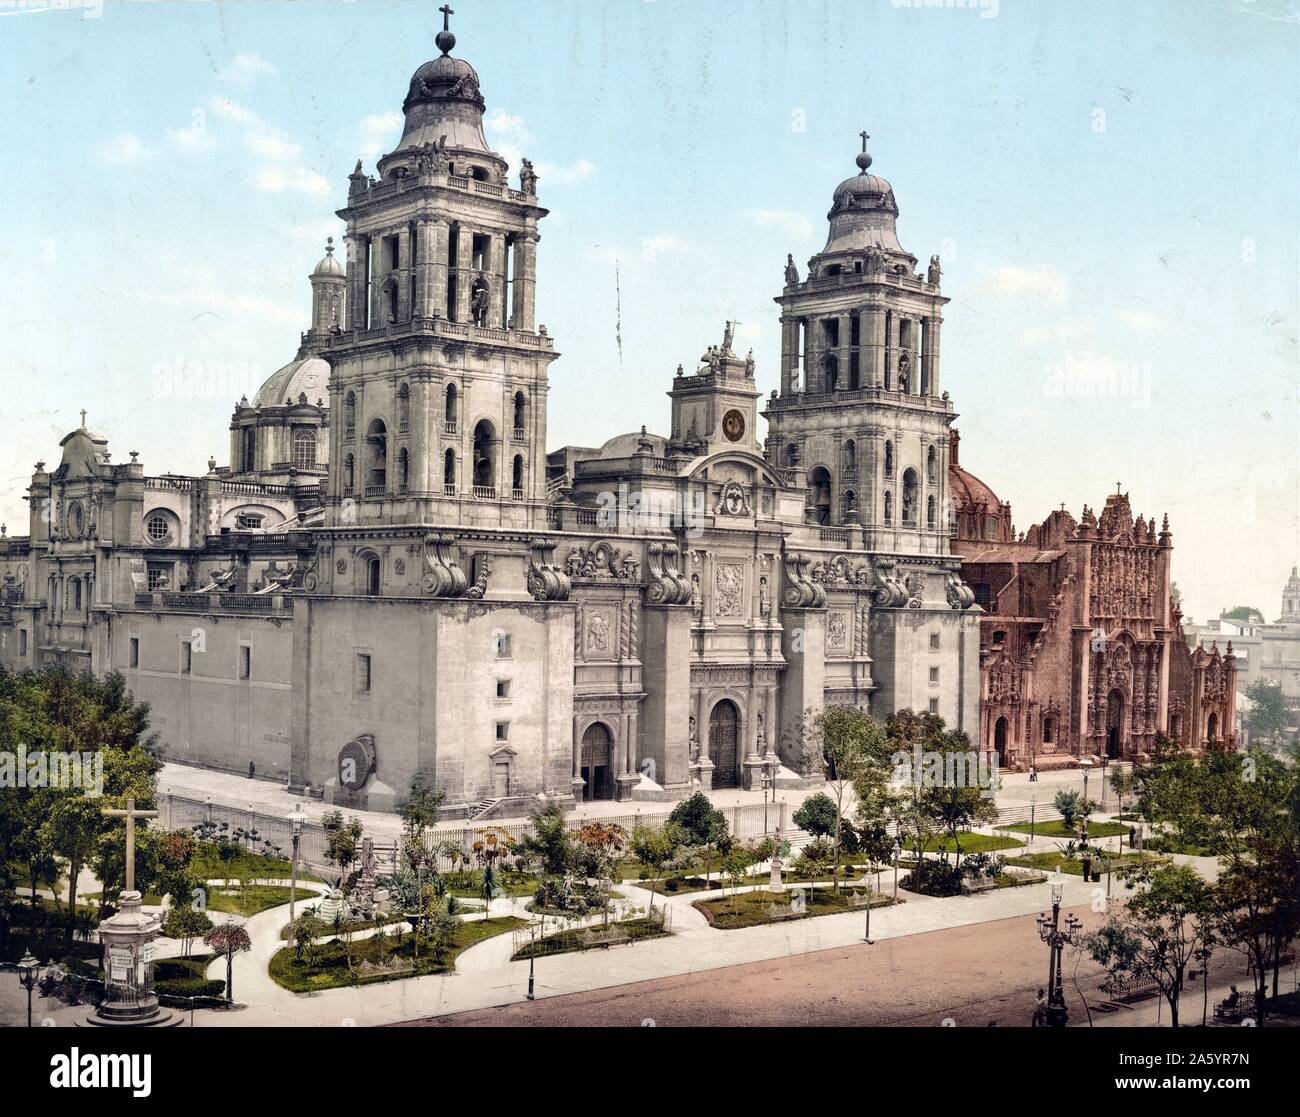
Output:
[[396, 228, 412, 322], [487, 232, 506, 328], [428, 219, 449, 318], [925, 316, 941, 398], [779, 316, 799, 395], [864, 305, 885, 388], [454, 225, 474, 324], [511, 232, 538, 331], [346, 234, 367, 329], [836, 313, 852, 391]]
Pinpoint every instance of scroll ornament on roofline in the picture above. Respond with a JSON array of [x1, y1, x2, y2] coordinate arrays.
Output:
[[645, 541, 692, 605], [422, 532, 468, 598]]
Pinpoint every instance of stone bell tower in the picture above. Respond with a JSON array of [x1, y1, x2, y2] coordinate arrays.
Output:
[[763, 132, 954, 558], [322, 7, 557, 533], [667, 321, 763, 456]]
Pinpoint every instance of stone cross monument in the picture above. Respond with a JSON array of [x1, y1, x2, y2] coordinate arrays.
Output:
[[86, 798, 178, 1027]]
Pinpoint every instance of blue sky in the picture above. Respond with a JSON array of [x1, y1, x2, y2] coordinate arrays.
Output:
[[1, 0, 1297, 624]]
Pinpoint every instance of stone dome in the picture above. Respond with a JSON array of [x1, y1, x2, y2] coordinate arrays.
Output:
[[821, 144, 912, 261], [312, 238, 344, 278], [949, 430, 1014, 543], [251, 355, 330, 409]]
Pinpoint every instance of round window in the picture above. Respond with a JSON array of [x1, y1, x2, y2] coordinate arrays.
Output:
[[146, 514, 169, 543]]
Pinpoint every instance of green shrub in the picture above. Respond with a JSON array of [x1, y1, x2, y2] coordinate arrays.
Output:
[[905, 858, 963, 897], [156, 977, 226, 1000]]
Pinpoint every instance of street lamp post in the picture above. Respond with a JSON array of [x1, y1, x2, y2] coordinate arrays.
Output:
[[1036, 876, 1082, 1027], [527, 920, 538, 1000], [286, 808, 308, 951], [17, 950, 39, 1028], [761, 768, 775, 836], [891, 839, 901, 902], [1029, 793, 1037, 843], [1099, 756, 1109, 812]]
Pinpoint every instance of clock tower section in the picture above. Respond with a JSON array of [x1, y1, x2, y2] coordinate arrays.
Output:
[[667, 321, 762, 456]]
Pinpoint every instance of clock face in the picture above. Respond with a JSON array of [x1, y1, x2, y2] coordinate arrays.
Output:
[[722, 409, 745, 442]]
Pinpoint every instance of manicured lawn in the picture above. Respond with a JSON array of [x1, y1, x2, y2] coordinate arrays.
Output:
[[191, 843, 324, 884], [445, 870, 541, 899], [207, 884, 300, 916], [1006, 851, 1165, 877], [696, 886, 898, 930], [268, 916, 526, 991], [920, 831, 1025, 853], [512, 917, 669, 959], [995, 819, 1128, 839]]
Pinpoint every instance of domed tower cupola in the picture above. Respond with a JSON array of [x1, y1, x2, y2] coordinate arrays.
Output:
[[378, 5, 506, 184], [308, 237, 346, 338], [821, 133, 914, 267]]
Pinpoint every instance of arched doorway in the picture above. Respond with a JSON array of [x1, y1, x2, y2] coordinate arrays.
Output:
[[709, 700, 740, 789], [580, 722, 614, 801], [1106, 689, 1125, 759], [993, 717, 1008, 767], [1206, 712, 1218, 746]]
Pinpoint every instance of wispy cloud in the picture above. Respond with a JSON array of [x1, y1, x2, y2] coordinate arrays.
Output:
[[639, 234, 689, 263], [1115, 306, 1174, 334], [124, 287, 299, 323], [743, 208, 814, 241], [974, 264, 1069, 304], [484, 106, 595, 189], [95, 133, 147, 166], [358, 111, 402, 159], [254, 166, 330, 196], [217, 53, 277, 84]]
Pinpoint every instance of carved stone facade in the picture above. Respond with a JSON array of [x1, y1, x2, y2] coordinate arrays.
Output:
[[951, 452, 1237, 769]]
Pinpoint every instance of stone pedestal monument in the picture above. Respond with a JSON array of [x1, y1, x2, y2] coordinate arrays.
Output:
[[85, 798, 179, 1027]]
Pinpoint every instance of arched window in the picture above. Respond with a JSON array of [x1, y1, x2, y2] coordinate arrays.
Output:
[[384, 279, 399, 324], [843, 439, 856, 475], [365, 555, 381, 597], [445, 383, 458, 433], [397, 383, 411, 432], [443, 448, 456, 494], [512, 454, 524, 498], [343, 452, 355, 495], [344, 391, 357, 438], [513, 391, 526, 436], [292, 428, 316, 471], [883, 490, 893, 526], [902, 468, 919, 525], [473, 420, 497, 495], [365, 418, 388, 492], [809, 466, 832, 525], [884, 441, 894, 477], [397, 447, 409, 493], [241, 427, 256, 472], [926, 444, 937, 484], [927, 494, 936, 529], [843, 489, 858, 519]]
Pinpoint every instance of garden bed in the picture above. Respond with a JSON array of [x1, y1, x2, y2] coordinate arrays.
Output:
[[1005, 851, 1165, 876], [695, 887, 898, 930], [268, 916, 526, 991], [995, 819, 1128, 839], [511, 915, 670, 959], [206, 884, 302, 916]]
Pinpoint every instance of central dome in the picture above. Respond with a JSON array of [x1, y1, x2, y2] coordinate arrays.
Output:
[[820, 140, 912, 262]]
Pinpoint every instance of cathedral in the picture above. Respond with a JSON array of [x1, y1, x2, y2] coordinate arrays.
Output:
[[0, 15, 1229, 815], [949, 434, 1237, 769]]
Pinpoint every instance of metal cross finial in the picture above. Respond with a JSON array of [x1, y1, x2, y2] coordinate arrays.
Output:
[[860, 130, 870, 151], [79, 409, 87, 428], [440, 4, 454, 30], [103, 797, 160, 894]]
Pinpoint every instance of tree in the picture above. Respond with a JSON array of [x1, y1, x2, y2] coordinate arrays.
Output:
[[1245, 679, 1287, 739], [1054, 789, 1081, 830], [1220, 605, 1264, 624], [322, 811, 364, 882], [1085, 861, 1214, 1028], [398, 773, 444, 874], [519, 802, 574, 876], [668, 792, 730, 880], [203, 923, 252, 1003], [882, 710, 947, 866], [162, 905, 213, 958], [917, 729, 998, 871], [792, 793, 837, 839], [629, 823, 681, 907]]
